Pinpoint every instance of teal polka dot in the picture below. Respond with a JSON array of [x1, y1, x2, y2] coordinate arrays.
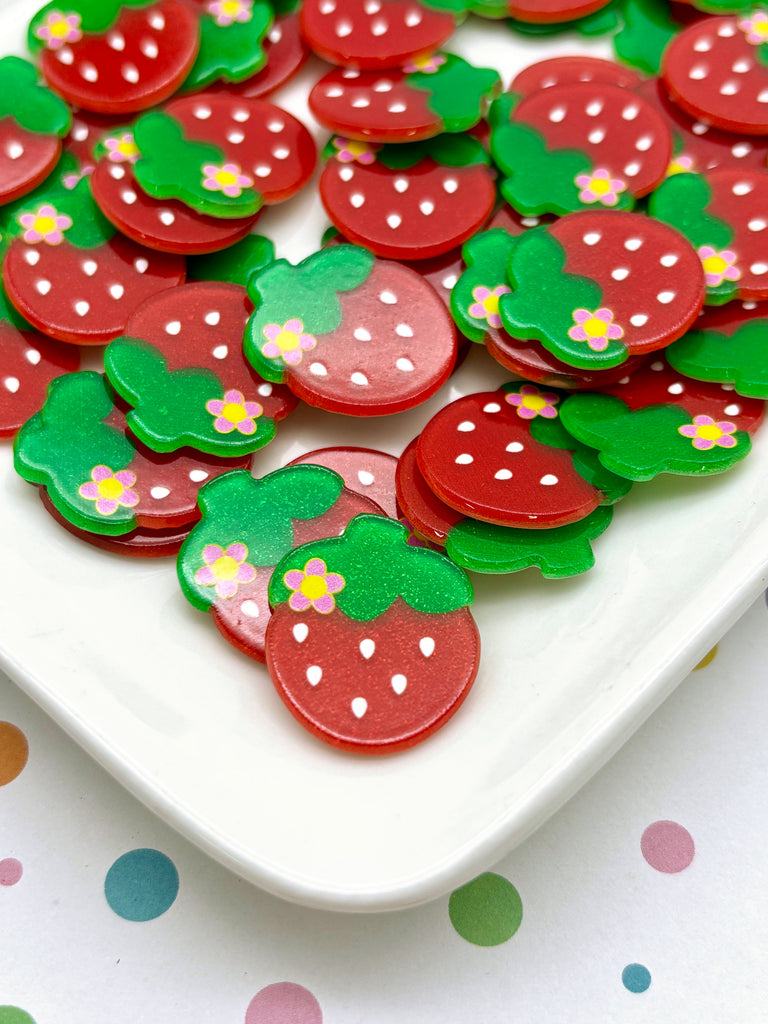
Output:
[[0, 1008, 36, 1024], [104, 848, 179, 921], [622, 963, 651, 993]]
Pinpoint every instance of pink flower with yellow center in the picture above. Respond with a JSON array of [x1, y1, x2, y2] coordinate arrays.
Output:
[[284, 558, 345, 614], [698, 246, 741, 288], [34, 10, 82, 49], [78, 465, 139, 516], [104, 133, 139, 164], [667, 154, 694, 176], [574, 168, 627, 207], [202, 163, 253, 198], [403, 53, 446, 74], [205, 390, 263, 435], [207, 0, 253, 26], [195, 542, 256, 598], [261, 318, 317, 365], [678, 414, 738, 451], [568, 308, 625, 352], [468, 284, 511, 328], [18, 204, 72, 245], [332, 137, 379, 164], [738, 11, 768, 44], [505, 384, 560, 420]]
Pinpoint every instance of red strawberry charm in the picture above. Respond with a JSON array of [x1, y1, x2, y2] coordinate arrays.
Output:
[[510, 55, 643, 96], [265, 514, 480, 753], [319, 134, 496, 260], [0, 57, 73, 205], [662, 13, 768, 135], [507, 0, 613, 23], [299, 0, 463, 70], [244, 244, 457, 416], [28, 0, 201, 114], [208, 13, 309, 99], [309, 53, 501, 143], [1, 163, 186, 344], [177, 465, 385, 662], [288, 447, 400, 519]]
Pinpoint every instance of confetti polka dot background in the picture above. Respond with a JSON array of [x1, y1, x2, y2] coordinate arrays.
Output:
[[3, 594, 768, 1022]]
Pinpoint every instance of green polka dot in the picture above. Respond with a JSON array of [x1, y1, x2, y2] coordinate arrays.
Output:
[[448, 872, 523, 946], [0, 1008, 36, 1024]]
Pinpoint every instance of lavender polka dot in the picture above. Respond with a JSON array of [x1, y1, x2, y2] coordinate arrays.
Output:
[[0, 859, 22, 886], [245, 983, 322, 1024], [641, 820, 695, 873]]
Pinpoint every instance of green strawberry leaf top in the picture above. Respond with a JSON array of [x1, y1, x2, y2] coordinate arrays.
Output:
[[133, 112, 262, 219], [374, 134, 490, 170], [611, 0, 679, 75], [451, 228, 518, 343], [186, 233, 276, 286], [244, 245, 375, 382], [419, 0, 469, 13], [0, 57, 71, 136], [649, 173, 737, 305], [181, 1, 273, 92], [1, 156, 115, 249], [13, 371, 139, 535], [105, 338, 277, 456], [178, 465, 346, 611], [407, 53, 501, 133], [445, 505, 613, 578], [499, 228, 629, 369], [269, 514, 474, 622], [559, 393, 751, 480], [28, 0, 152, 51], [490, 96, 633, 216], [666, 319, 768, 398]]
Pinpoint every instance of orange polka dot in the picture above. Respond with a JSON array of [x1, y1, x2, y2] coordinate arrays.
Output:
[[0, 722, 29, 786], [694, 645, 718, 671]]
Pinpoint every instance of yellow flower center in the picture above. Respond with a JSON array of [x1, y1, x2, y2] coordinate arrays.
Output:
[[668, 160, 690, 176], [482, 294, 501, 317], [212, 554, 241, 581], [215, 170, 238, 187], [583, 316, 609, 338], [697, 424, 724, 442], [301, 575, 328, 600], [703, 254, 727, 276], [118, 139, 138, 158], [222, 0, 241, 12], [33, 216, 56, 236], [49, 19, 70, 37], [748, 18, 768, 38], [521, 394, 548, 413], [590, 178, 611, 195], [272, 328, 301, 353], [97, 477, 124, 500], [222, 401, 248, 424], [345, 140, 370, 158]]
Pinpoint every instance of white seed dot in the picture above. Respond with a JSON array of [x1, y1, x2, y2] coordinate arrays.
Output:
[[694, 36, 712, 51], [159, 210, 175, 226], [82, 259, 98, 277], [584, 231, 601, 246], [350, 193, 365, 208], [149, 12, 165, 28], [758, 90, 768, 103], [749, 218, 766, 232], [150, 486, 170, 499], [268, 25, 282, 42], [325, 85, 343, 98], [455, 453, 473, 464], [108, 31, 125, 50], [667, 382, 684, 395], [339, 166, 354, 182], [689, 65, 708, 81], [387, 213, 402, 229], [483, 402, 501, 413], [660, 253, 679, 267], [733, 58, 751, 73], [624, 161, 641, 177], [336, 18, 352, 35], [359, 638, 375, 659], [549, 105, 566, 122], [419, 200, 434, 215], [657, 290, 675, 303], [351, 697, 368, 718], [354, 327, 371, 341], [371, 18, 388, 35], [631, 313, 649, 327], [732, 180, 753, 196], [358, 470, 374, 485], [350, 371, 368, 386], [141, 38, 159, 59], [365, 0, 381, 12], [622, 103, 639, 120], [134, 258, 148, 274], [25, 349, 40, 365], [521, 216, 540, 227], [540, 474, 558, 485], [624, 237, 643, 251], [391, 674, 407, 695], [352, 97, 370, 108], [7, 141, 23, 160], [388, 102, 407, 113], [506, 441, 524, 452], [57, 46, 73, 64], [341, 68, 359, 79], [319, 0, 335, 11], [212, 345, 228, 359], [720, 81, 739, 96], [732, 142, 752, 157], [74, 300, 90, 316], [194, 105, 212, 119], [189, 469, 208, 482], [258, 383, 272, 397], [122, 63, 140, 84], [494, 469, 512, 480], [227, 130, 245, 144], [165, 321, 181, 335], [635, 135, 653, 151], [373, 79, 392, 92], [109, 284, 124, 300], [394, 177, 409, 193], [611, 267, 630, 281], [240, 600, 259, 618], [310, 362, 327, 376], [273, 147, 290, 159], [396, 357, 414, 372], [267, 120, 284, 133], [109, 164, 125, 180], [306, 665, 322, 686], [588, 128, 605, 144], [691, 122, 709, 135], [586, 99, 603, 116], [419, 636, 435, 657], [255, 165, 271, 178], [379, 290, 397, 304], [233, 108, 250, 122], [121, 189, 137, 205], [405, 8, 422, 25], [718, 21, 735, 36], [443, 178, 458, 194], [457, 421, 475, 432], [441, 274, 457, 290], [4, 377, 19, 393], [725, 403, 741, 415], [395, 323, 413, 337], [35, 279, 51, 295], [24, 250, 40, 266], [81, 63, 98, 82], [750, 262, 768, 274]]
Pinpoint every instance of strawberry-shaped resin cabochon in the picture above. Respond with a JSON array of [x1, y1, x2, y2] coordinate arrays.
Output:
[[0, 57, 72, 205], [105, 281, 297, 456], [265, 514, 480, 753], [499, 211, 706, 369], [489, 85, 671, 217], [131, 94, 316, 220], [27, 0, 201, 114], [177, 465, 385, 662], [1, 157, 186, 344], [244, 244, 457, 415], [13, 371, 251, 537]]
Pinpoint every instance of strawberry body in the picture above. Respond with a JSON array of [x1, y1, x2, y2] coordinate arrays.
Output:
[[209, 14, 309, 99], [0, 119, 61, 205], [508, 0, 612, 22], [34, 1, 201, 114], [288, 447, 400, 519], [510, 55, 643, 95], [0, 322, 80, 437], [299, 0, 459, 70]]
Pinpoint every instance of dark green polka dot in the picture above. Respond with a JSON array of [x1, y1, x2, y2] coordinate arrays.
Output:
[[448, 872, 523, 946], [0, 1008, 36, 1024]]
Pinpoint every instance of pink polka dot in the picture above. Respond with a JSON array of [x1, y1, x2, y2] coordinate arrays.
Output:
[[641, 820, 695, 873], [245, 983, 322, 1024], [0, 858, 23, 886]]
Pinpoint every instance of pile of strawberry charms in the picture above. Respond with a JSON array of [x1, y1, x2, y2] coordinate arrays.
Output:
[[4, 0, 768, 753]]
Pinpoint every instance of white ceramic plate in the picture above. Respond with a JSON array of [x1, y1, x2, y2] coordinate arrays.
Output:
[[4, 0, 768, 912]]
